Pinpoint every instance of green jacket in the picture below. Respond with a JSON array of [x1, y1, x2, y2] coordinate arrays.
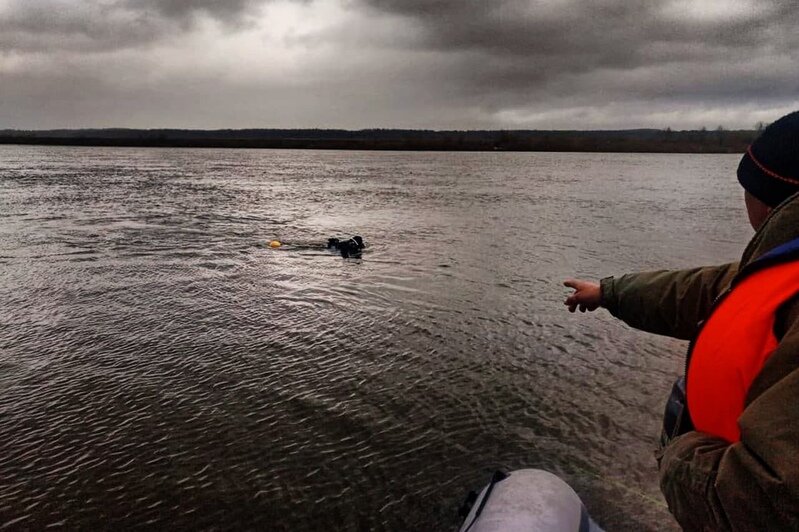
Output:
[[600, 193, 799, 531]]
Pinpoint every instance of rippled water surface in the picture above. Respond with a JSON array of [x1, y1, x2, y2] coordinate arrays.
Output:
[[0, 146, 752, 530]]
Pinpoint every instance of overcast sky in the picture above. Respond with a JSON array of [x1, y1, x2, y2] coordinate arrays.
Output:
[[1, 0, 797, 130]]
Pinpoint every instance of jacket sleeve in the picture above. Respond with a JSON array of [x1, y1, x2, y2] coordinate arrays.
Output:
[[600, 262, 739, 340], [658, 296, 799, 532]]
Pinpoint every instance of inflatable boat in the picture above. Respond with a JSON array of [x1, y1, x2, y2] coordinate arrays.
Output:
[[458, 469, 603, 532]]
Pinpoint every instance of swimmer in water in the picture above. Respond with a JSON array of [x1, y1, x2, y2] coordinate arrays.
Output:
[[327, 236, 365, 258]]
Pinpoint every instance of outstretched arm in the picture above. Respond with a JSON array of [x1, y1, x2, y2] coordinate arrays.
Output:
[[565, 262, 739, 340]]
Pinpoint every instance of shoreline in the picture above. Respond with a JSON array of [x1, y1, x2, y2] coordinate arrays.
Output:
[[0, 128, 757, 154], [0, 136, 750, 154]]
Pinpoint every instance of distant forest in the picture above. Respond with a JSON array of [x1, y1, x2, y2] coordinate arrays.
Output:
[[0, 127, 762, 153]]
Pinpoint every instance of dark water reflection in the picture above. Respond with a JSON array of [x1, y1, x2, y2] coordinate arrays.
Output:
[[0, 146, 751, 530]]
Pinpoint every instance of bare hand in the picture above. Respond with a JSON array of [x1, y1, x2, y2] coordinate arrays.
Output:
[[563, 279, 601, 313]]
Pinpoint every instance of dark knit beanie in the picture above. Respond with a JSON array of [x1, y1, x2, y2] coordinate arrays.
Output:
[[737, 110, 799, 207]]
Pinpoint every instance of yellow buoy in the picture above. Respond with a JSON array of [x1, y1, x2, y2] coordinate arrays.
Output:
[[269, 240, 282, 248]]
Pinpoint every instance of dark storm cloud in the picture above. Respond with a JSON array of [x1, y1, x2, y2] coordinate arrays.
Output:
[[128, 0, 296, 26], [1, 2, 157, 51], [362, 0, 790, 56], [348, 0, 799, 124], [0, 0, 281, 52], [1, 0, 797, 129], [358, 0, 799, 103]]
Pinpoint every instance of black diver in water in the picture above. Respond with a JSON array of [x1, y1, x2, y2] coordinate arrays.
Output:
[[327, 236, 365, 258]]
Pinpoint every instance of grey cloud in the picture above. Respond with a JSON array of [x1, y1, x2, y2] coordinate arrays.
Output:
[[0, 0, 283, 52], [1, 0, 797, 129], [129, 0, 273, 26], [361, 0, 795, 65], [351, 0, 799, 116], [0, 2, 161, 52]]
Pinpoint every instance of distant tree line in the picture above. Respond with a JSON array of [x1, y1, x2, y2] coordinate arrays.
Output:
[[0, 127, 760, 153]]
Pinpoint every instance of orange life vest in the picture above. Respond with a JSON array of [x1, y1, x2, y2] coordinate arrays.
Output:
[[687, 245, 799, 442]]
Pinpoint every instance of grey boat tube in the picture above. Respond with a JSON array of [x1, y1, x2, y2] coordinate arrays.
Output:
[[458, 469, 603, 532]]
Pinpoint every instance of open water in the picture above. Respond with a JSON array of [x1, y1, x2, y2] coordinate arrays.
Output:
[[0, 146, 752, 530]]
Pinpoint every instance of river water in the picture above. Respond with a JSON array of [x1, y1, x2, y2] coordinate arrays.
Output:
[[0, 146, 752, 530]]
